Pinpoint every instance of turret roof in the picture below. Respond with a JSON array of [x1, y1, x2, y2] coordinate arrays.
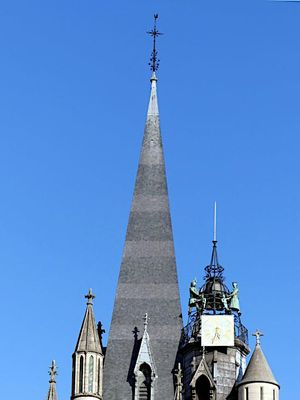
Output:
[[74, 289, 102, 354], [239, 343, 279, 387]]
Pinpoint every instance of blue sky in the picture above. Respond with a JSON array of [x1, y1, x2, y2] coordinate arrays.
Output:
[[0, 1, 298, 399]]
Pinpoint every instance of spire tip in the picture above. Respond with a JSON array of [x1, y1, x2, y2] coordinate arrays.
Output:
[[252, 329, 264, 346], [85, 288, 95, 305], [49, 360, 57, 383], [147, 14, 163, 73], [213, 201, 217, 243]]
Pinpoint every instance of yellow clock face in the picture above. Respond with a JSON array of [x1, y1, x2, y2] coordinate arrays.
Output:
[[201, 315, 234, 347]]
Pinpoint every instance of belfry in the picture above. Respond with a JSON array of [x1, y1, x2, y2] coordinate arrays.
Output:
[[43, 16, 280, 400]]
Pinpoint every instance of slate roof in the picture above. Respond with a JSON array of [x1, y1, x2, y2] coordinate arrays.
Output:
[[239, 344, 279, 387], [103, 74, 183, 399]]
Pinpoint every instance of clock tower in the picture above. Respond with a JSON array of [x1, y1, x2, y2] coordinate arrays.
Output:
[[178, 207, 250, 400]]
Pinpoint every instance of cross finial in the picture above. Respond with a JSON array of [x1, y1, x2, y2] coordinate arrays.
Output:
[[85, 288, 95, 305], [49, 360, 57, 383], [143, 312, 149, 331], [147, 14, 163, 73], [252, 329, 264, 346]]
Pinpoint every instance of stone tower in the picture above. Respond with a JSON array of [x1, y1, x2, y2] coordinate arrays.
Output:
[[237, 332, 280, 400], [71, 289, 104, 400], [103, 69, 183, 399], [178, 226, 250, 400]]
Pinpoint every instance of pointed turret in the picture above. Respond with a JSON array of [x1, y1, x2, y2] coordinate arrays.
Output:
[[46, 360, 58, 400], [237, 331, 280, 399], [103, 16, 182, 400], [74, 289, 102, 354], [71, 289, 104, 400]]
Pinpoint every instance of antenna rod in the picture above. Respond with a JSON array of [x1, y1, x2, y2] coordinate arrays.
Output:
[[213, 202, 217, 242]]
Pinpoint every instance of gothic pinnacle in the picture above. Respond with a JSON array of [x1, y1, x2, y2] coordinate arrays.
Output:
[[49, 360, 57, 383]]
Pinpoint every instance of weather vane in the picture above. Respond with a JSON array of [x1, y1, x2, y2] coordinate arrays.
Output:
[[147, 14, 163, 72]]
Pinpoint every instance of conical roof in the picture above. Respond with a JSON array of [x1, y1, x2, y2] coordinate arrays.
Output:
[[74, 289, 102, 354], [239, 343, 279, 387], [47, 383, 58, 400], [103, 74, 182, 399]]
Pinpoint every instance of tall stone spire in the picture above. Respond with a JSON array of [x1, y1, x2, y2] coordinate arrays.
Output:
[[103, 18, 182, 399], [46, 360, 58, 400], [71, 289, 104, 400]]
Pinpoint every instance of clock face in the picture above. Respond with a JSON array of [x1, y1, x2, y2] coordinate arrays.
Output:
[[201, 315, 234, 347]]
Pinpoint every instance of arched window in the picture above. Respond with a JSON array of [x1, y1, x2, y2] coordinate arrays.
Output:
[[196, 375, 210, 400], [138, 363, 152, 400], [88, 355, 94, 392], [79, 356, 84, 393]]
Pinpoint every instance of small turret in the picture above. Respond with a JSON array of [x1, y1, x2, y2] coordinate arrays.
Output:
[[237, 331, 280, 400], [46, 360, 58, 400], [71, 289, 104, 400]]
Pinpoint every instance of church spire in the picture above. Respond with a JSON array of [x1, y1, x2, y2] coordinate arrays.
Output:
[[71, 289, 104, 400], [103, 17, 182, 400], [46, 360, 58, 400]]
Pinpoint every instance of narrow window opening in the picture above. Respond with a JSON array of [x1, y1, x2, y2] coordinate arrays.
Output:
[[138, 363, 152, 400], [97, 358, 101, 394], [245, 387, 249, 400], [79, 356, 84, 393], [88, 355, 94, 392], [71, 355, 75, 396], [273, 389, 276, 400], [260, 386, 264, 400]]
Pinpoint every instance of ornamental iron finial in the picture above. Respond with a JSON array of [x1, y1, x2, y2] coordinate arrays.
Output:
[[147, 14, 163, 72], [85, 288, 95, 305], [252, 329, 264, 346], [49, 360, 57, 383]]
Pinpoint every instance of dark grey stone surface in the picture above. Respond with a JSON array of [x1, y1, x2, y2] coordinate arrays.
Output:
[[103, 84, 182, 399]]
